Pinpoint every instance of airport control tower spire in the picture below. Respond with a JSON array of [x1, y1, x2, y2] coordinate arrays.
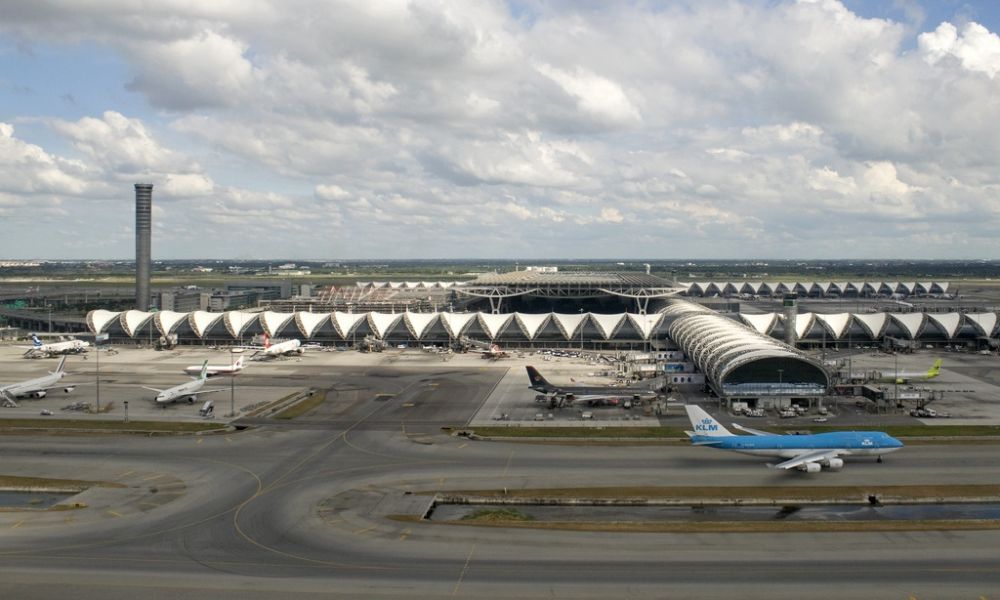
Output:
[[135, 183, 153, 311]]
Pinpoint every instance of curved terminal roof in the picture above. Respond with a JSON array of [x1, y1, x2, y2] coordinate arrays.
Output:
[[628, 313, 665, 340], [590, 313, 626, 339], [87, 308, 996, 347], [965, 312, 998, 337], [87, 310, 121, 335], [814, 313, 852, 339], [155, 311, 189, 336], [854, 313, 889, 338], [260, 311, 296, 337], [514, 313, 550, 340], [926, 313, 961, 339], [295, 312, 330, 338], [552, 312, 588, 339], [889, 313, 926, 339], [478, 313, 514, 339], [189, 311, 224, 338], [332, 312, 366, 338], [786, 312, 816, 339], [440, 312, 477, 338], [739, 313, 779, 335], [120, 310, 154, 337], [666, 300, 828, 397], [368, 312, 404, 339], [224, 311, 258, 338], [683, 280, 954, 297], [404, 312, 440, 339]]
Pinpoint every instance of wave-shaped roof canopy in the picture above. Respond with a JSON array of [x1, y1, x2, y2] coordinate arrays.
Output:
[[87, 310, 121, 335]]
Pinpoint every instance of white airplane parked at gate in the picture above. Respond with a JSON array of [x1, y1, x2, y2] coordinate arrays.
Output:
[[183, 355, 246, 377], [143, 361, 228, 406], [19, 334, 90, 358], [242, 334, 302, 359], [1, 356, 77, 407], [244, 334, 322, 359]]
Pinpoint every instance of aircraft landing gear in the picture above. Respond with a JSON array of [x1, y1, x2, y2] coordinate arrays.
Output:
[[877, 456, 883, 463]]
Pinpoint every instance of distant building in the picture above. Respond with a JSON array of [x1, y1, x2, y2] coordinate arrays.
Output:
[[226, 280, 292, 300], [208, 290, 255, 311], [159, 290, 210, 312]]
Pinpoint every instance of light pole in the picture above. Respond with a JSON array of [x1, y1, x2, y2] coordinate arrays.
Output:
[[95, 336, 99, 413], [94, 333, 108, 413], [229, 349, 236, 417], [893, 351, 899, 415]]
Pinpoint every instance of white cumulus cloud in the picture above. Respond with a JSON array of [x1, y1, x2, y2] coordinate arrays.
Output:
[[919, 21, 1000, 78]]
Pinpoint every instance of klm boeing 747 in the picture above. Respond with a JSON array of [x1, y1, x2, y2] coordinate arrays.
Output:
[[684, 405, 903, 472]]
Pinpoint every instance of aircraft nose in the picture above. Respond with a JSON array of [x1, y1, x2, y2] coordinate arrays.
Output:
[[890, 436, 904, 448]]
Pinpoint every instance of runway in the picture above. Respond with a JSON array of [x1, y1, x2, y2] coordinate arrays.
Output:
[[1, 365, 999, 598]]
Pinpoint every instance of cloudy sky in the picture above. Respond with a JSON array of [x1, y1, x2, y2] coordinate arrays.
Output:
[[1, 0, 999, 260]]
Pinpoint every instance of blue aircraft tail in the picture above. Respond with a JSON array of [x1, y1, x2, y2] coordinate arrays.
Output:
[[684, 405, 734, 438], [31, 334, 43, 347]]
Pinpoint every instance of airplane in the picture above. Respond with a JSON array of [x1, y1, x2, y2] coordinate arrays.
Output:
[[875, 359, 942, 385], [143, 361, 228, 406], [1, 356, 77, 407], [183, 355, 245, 377], [684, 404, 903, 472], [472, 343, 508, 360], [459, 337, 509, 359], [20, 334, 90, 358], [526, 366, 659, 407], [246, 334, 304, 359]]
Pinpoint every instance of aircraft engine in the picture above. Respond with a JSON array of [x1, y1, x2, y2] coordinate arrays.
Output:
[[188, 396, 196, 404], [64, 386, 75, 393], [33, 390, 47, 399], [825, 458, 844, 470], [800, 462, 822, 473]]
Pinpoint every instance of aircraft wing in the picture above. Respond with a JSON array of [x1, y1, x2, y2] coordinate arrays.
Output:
[[732, 423, 773, 437], [565, 393, 635, 403], [768, 449, 843, 470], [189, 388, 230, 396], [141, 386, 166, 393]]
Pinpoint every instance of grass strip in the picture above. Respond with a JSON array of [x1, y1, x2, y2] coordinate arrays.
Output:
[[273, 390, 327, 420], [461, 508, 535, 523], [0, 474, 124, 490], [0, 418, 222, 433]]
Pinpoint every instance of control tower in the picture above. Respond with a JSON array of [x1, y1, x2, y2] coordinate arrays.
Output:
[[134, 183, 153, 311]]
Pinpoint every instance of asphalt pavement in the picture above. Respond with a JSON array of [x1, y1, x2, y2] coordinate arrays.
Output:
[[0, 362, 999, 598]]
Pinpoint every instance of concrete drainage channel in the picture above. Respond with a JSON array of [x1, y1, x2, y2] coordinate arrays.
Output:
[[424, 494, 1000, 524]]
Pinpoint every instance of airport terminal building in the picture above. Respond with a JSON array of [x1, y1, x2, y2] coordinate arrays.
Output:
[[84, 272, 994, 403]]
